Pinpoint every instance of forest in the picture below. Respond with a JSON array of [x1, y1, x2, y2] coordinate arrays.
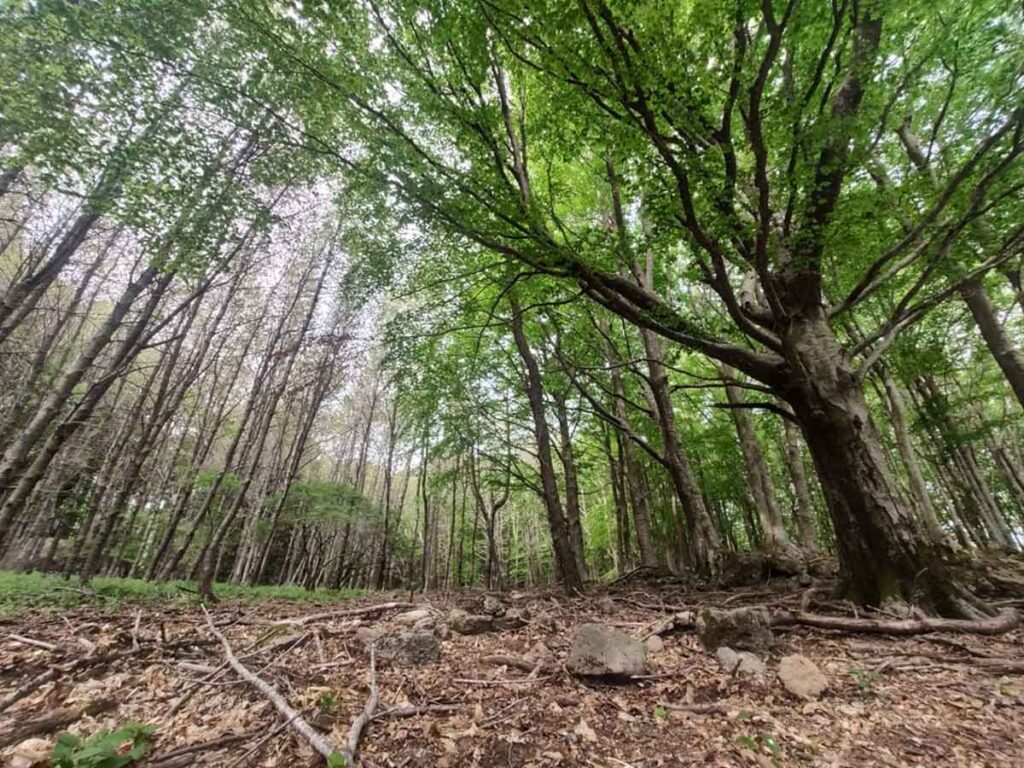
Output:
[[0, 1, 1022, 766]]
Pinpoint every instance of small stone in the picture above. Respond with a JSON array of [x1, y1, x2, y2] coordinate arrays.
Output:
[[524, 640, 557, 671], [533, 610, 556, 631], [375, 628, 440, 667], [355, 626, 384, 647], [715, 646, 766, 677], [596, 596, 617, 613], [567, 623, 646, 677], [447, 608, 494, 635], [394, 608, 432, 626], [696, 607, 773, 652], [777, 653, 828, 699], [645, 635, 665, 654]]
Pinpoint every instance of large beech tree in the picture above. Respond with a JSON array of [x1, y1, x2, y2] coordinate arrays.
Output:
[[224, 0, 1023, 613]]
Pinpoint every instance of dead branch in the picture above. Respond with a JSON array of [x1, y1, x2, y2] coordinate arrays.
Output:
[[372, 703, 461, 721], [7, 633, 63, 652], [0, 698, 116, 748], [771, 607, 1020, 636], [147, 730, 259, 768], [268, 601, 416, 627], [657, 701, 729, 715], [201, 605, 342, 762], [651, 607, 1020, 637], [342, 646, 379, 763]]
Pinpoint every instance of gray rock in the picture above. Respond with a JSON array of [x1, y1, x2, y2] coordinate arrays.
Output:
[[533, 610, 556, 631], [777, 654, 827, 699], [644, 635, 665, 654], [696, 607, 772, 652], [394, 608, 433, 626], [448, 608, 494, 635], [596, 596, 617, 613], [524, 640, 557, 671], [495, 607, 528, 631], [482, 595, 506, 616], [355, 626, 384, 647], [375, 628, 440, 667], [715, 646, 766, 677], [567, 624, 646, 677]]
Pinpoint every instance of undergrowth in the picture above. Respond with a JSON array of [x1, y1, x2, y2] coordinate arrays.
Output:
[[0, 570, 362, 616]]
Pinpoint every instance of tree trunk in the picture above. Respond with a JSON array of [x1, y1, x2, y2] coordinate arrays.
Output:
[[780, 416, 821, 553], [782, 314, 975, 615], [508, 295, 584, 593], [960, 277, 1024, 410]]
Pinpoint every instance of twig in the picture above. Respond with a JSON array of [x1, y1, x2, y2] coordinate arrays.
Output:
[[343, 646, 379, 763], [0, 698, 117, 748], [657, 701, 729, 715], [148, 730, 259, 768], [200, 605, 341, 762], [7, 633, 62, 652], [268, 601, 415, 627]]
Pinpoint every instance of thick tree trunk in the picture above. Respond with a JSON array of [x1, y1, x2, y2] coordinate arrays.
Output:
[[782, 315, 975, 615]]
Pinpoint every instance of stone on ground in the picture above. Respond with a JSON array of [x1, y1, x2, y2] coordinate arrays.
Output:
[[495, 606, 528, 630], [777, 653, 828, 699], [481, 595, 506, 616], [355, 625, 384, 647], [567, 623, 646, 677], [394, 608, 433, 626], [696, 606, 773, 652], [375, 628, 440, 667], [525, 640, 557, 671], [715, 646, 766, 677], [448, 608, 494, 635], [644, 634, 665, 654]]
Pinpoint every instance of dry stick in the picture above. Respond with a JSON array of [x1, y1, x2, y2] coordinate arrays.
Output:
[[652, 607, 1020, 637], [268, 601, 416, 627], [372, 703, 461, 721], [147, 729, 260, 768], [0, 698, 117, 748], [7, 633, 62, 652], [200, 605, 341, 762], [657, 701, 730, 715], [224, 715, 302, 768], [343, 646, 379, 763]]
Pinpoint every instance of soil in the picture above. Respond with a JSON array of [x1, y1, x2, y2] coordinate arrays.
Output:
[[2, 580, 1022, 767]]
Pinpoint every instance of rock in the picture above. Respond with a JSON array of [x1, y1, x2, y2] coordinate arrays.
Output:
[[696, 606, 772, 653], [482, 595, 506, 616], [447, 608, 494, 635], [524, 640, 557, 671], [375, 628, 440, 667], [715, 646, 766, 677], [644, 635, 665, 654], [596, 596, 617, 613], [394, 608, 433, 626], [566, 624, 646, 677], [777, 654, 828, 699], [533, 610, 556, 631], [495, 606, 528, 630], [355, 626, 384, 647]]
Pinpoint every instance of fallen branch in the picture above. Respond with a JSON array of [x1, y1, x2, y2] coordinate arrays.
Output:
[[0, 698, 116, 748], [268, 601, 416, 627], [147, 730, 259, 768], [651, 607, 1020, 637], [7, 633, 63, 652], [201, 605, 341, 762], [771, 607, 1021, 636], [342, 646, 378, 763], [372, 703, 461, 721], [657, 701, 729, 715]]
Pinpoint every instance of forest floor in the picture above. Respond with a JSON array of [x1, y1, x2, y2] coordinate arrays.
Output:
[[1, 574, 1023, 767]]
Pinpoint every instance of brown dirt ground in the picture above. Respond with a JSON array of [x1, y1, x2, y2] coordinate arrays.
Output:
[[1, 580, 1022, 767]]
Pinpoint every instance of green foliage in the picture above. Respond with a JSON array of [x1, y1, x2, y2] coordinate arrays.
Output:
[[0, 571, 362, 616], [51, 722, 155, 768]]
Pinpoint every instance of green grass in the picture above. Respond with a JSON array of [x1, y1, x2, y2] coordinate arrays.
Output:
[[0, 570, 363, 616]]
